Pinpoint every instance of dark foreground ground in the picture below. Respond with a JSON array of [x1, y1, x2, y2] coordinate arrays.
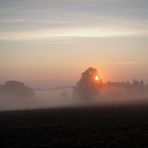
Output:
[[0, 104, 148, 147]]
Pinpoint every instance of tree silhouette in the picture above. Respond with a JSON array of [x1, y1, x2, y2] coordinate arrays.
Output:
[[0, 81, 35, 99], [73, 67, 102, 101]]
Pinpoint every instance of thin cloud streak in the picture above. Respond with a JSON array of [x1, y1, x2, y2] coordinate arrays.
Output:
[[0, 27, 148, 41]]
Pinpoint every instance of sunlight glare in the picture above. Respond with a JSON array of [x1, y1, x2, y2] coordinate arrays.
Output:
[[95, 76, 99, 81]]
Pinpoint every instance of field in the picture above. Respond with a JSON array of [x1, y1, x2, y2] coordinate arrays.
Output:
[[0, 104, 148, 147]]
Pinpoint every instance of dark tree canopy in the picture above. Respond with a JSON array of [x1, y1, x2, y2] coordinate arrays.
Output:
[[0, 80, 35, 99], [73, 67, 102, 101]]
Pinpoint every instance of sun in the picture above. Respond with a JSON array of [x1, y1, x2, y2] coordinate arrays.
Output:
[[95, 76, 99, 81]]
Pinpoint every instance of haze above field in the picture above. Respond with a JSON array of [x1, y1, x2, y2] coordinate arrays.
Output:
[[0, 0, 148, 87]]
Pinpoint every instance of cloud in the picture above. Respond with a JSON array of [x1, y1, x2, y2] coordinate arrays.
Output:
[[0, 0, 147, 32], [117, 61, 148, 65], [0, 26, 147, 41], [118, 61, 139, 65]]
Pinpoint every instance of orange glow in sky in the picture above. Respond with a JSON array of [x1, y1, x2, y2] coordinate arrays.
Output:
[[0, 0, 147, 87]]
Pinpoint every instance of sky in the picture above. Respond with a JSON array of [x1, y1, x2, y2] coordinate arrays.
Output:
[[0, 0, 148, 87]]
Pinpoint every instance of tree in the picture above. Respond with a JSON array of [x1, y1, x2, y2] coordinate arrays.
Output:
[[0, 80, 35, 99], [73, 67, 102, 101]]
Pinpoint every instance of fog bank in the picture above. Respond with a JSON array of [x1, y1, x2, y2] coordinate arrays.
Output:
[[1, 88, 148, 111]]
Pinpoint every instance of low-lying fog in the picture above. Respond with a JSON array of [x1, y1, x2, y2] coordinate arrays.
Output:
[[0, 89, 76, 111], [1, 89, 148, 111]]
